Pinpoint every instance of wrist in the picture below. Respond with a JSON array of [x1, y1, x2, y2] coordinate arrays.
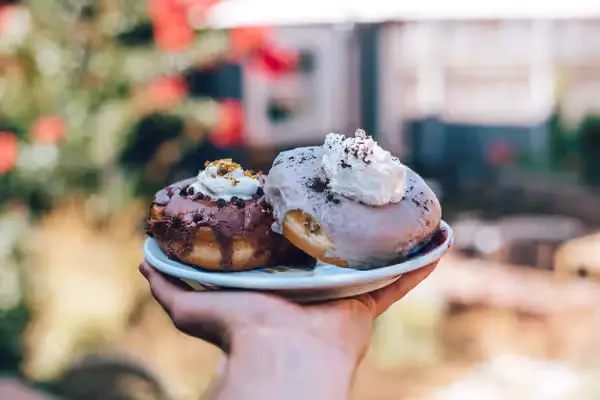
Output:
[[218, 329, 358, 400], [234, 328, 363, 372]]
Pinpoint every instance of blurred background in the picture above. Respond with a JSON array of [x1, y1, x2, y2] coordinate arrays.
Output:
[[2, 0, 600, 399]]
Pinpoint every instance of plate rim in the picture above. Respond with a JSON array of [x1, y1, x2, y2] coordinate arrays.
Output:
[[143, 220, 453, 290]]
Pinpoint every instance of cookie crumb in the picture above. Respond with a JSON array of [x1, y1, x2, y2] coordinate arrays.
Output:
[[307, 177, 328, 193], [326, 193, 341, 204]]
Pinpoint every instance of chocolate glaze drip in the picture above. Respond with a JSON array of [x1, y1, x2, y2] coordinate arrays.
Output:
[[212, 230, 234, 270], [146, 178, 310, 270]]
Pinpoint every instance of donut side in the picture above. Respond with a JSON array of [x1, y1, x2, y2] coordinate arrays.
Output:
[[282, 209, 349, 268]]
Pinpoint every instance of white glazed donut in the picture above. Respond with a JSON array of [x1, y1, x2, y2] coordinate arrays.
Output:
[[265, 145, 442, 269]]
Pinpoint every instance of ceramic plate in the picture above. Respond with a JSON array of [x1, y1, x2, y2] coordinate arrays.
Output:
[[143, 220, 453, 302]]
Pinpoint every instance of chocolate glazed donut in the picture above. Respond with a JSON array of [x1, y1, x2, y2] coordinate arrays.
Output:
[[145, 178, 310, 271]]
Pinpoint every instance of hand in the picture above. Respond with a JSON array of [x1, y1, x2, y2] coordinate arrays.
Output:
[[139, 259, 438, 400], [139, 261, 437, 358]]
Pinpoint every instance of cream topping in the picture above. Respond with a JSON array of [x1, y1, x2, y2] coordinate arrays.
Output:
[[322, 129, 406, 206], [189, 159, 260, 201]]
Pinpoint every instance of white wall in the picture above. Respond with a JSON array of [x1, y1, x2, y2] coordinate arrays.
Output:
[[377, 20, 600, 155]]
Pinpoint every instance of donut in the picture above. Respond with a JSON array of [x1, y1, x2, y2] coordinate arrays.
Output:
[[145, 159, 310, 271], [264, 130, 442, 269]]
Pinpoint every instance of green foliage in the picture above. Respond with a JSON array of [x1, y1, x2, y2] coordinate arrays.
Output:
[[0, 303, 29, 373], [0, 1, 229, 215]]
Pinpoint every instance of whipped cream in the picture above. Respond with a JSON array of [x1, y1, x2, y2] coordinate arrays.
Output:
[[189, 159, 260, 201], [321, 129, 406, 206]]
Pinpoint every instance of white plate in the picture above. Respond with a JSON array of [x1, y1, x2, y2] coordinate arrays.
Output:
[[143, 220, 453, 302]]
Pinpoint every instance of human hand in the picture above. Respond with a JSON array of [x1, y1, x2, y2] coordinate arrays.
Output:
[[139, 260, 437, 359], [139, 257, 438, 400]]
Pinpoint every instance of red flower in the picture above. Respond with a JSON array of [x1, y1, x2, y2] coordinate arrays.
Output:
[[0, 132, 19, 174], [210, 99, 244, 148], [147, 76, 188, 110], [251, 46, 299, 79], [31, 116, 66, 143], [229, 26, 271, 59], [0, 5, 10, 36], [149, 0, 194, 52]]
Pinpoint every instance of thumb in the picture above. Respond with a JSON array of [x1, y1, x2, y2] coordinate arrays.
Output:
[[369, 262, 438, 317]]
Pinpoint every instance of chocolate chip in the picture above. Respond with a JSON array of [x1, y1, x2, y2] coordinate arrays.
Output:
[[235, 198, 245, 209], [230, 196, 240, 203], [216, 198, 227, 208], [193, 192, 205, 201], [179, 186, 189, 196]]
